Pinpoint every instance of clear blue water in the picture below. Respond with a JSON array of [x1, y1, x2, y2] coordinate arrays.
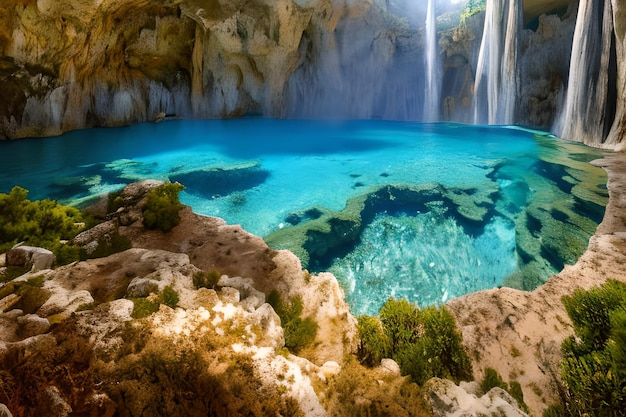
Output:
[[0, 119, 607, 315]]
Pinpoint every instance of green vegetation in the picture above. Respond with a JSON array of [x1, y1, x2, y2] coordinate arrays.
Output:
[[0, 186, 85, 264], [130, 286, 180, 319], [545, 280, 626, 416], [130, 297, 161, 319], [162, 285, 179, 308], [142, 182, 185, 232], [480, 368, 527, 412], [267, 290, 318, 353], [325, 357, 433, 417], [357, 298, 472, 385], [193, 269, 221, 290], [460, 0, 486, 24]]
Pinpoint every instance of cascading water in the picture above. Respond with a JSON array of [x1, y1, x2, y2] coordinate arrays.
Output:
[[473, 0, 522, 125], [554, 0, 615, 144], [424, 0, 440, 121]]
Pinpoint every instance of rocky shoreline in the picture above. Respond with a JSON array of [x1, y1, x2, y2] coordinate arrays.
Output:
[[0, 150, 624, 416], [448, 149, 626, 415]]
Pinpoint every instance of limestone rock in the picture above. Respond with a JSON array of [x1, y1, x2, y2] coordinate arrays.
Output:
[[251, 303, 284, 349], [6, 245, 55, 271], [17, 314, 51, 338], [425, 378, 528, 417], [218, 275, 266, 310], [38, 287, 94, 317], [379, 358, 401, 376], [126, 277, 160, 298]]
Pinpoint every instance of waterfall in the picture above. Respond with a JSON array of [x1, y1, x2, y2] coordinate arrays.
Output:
[[473, 0, 522, 125], [554, 0, 615, 144], [423, 0, 440, 121]]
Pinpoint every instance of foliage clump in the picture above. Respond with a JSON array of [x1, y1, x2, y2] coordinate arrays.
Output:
[[130, 286, 180, 319], [193, 269, 221, 290], [357, 298, 472, 385], [0, 186, 84, 264], [142, 182, 185, 232], [162, 285, 179, 308], [324, 357, 432, 417], [460, 0, 486, 23], [480, 368, 527, 412], [545, 280, 626, 416], [267, 290, 318, 353]]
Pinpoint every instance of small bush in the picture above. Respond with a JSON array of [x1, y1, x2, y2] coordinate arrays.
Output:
[[0, 186, 86, 264], [107, 189, 124, 213], [193, 269, 221, 290], [549, 280, 626, 416], [460, 0, 486, 23], [480, 367, 508, 394], [162, 286, 179, 308], [267, 290, 318, 353], [0, 266, 28, 283], [357, 298, 472, 385], [356, 315, 391, 366], [130, 298, 160, 319], [508, 381, 527, 412], [142, 182, 185, 232]]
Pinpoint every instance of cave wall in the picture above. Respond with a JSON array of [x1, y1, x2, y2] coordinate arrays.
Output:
[[0, 0, 625, 147], [0, 0, 341, 138]]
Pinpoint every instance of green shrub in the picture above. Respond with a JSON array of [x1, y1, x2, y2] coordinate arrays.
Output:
[[508, 381, 527, 412], [543, 404, 566, 417], [0, 266, 28, 283], [131, 298, 160, 319], [193, 269, 221, 290], [107, 189, 124, 213], [357, 298, 472, 385], [549, 280, 626, 416], [267, 290, 318, 353], [0, 186, 86, 264], [480, 367, 508, 394], [162, 286, 179, 308], [460, 0, 486, 24], [142, 182, 185, 232], [356, 315, 391, 366]]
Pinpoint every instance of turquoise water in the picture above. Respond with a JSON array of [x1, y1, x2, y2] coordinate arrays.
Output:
[[0, 119, 608, 315]]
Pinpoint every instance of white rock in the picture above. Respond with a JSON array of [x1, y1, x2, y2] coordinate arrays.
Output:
[[425, 378, 528, 417], [17, 314, 51, 338], [379, 358, 401, 376], [7, 245, 55, 272]]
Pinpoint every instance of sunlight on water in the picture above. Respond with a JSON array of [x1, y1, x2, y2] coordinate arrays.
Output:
[[0, 119, 608, 315]]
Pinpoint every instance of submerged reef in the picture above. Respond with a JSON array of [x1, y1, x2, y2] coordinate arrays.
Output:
[[265, 137, 608, 314]]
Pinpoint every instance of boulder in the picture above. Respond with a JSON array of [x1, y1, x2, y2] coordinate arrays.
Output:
[[218, 275, 266, 310], [425, 378, 528, 417], [17, 314, 51, 338], [379, 358, 401, 376], [6, 245, 55, 271], [126, 277, 160, 298]]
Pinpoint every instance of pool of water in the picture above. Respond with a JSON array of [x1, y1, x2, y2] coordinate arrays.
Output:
[[0, 119, 608, 315]]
